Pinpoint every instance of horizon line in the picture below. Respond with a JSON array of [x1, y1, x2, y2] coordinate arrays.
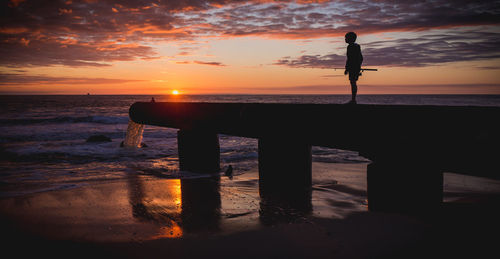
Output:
[[2, 93, 500, 96]]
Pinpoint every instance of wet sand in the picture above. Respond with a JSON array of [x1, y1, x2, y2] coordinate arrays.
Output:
[[1, 162, 500, 258]]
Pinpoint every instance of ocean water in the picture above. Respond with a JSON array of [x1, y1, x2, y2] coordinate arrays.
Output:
[[1, 94, 500, 198]]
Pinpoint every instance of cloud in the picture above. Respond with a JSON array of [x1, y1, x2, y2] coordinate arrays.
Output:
[[476, 66, 500, 70], [236, 83, 500, 94], [204, 0, 500, 39], [177, 51, 191, 56], [0, 0, 183, 67], [274, 54, 344, 69], [320, 74, 343, 78], [275, 30, 500, 68], [174, 60, 226, 66], [0, 38, 159, 67], [194, 60, 226, 66], [1, 0, 499, 68], [0, 73, 145, 85]]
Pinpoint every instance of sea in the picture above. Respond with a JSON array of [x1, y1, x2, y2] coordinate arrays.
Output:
[[1, 94, 500, 198]]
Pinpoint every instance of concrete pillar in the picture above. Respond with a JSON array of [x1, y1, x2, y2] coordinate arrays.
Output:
[[177, 129, 220, 173], [258, 138, 312, 187], [367, 156, 443, 213]]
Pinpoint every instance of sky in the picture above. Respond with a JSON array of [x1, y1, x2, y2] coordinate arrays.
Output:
[[1, 0, 500, 94]]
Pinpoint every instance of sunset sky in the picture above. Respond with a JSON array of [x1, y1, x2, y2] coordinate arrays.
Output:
[[1, 0, 499, 94]]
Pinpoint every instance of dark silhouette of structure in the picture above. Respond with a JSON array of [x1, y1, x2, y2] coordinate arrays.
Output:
[[127, 172, 221, 233], [344, 32, 363, 104], [129, 102, 500, 213], [180, 177, 221, 232]]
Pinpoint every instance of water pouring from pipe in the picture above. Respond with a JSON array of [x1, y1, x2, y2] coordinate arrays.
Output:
[[122, 120, 145, 148]]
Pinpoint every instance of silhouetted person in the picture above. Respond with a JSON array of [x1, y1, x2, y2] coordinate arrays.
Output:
[[344, 32, 363, 104], [151, 97, 155, 102]]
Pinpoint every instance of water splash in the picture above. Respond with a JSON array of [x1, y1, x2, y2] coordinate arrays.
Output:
[[123, 120, 145, 148]]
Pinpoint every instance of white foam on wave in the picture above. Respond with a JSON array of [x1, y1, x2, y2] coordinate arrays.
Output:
[[90, 115, 129, 124]]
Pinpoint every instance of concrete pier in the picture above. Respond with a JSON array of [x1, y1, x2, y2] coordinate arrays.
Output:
[[130, 102, 500, 213], [258, 138, 312, 189], [177, 129, 220, 173]]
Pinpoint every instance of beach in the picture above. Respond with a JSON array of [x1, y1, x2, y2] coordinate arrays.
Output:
[[2, 161, 500, 258], [2, 0, 500, 256], [1, 95, 500, 258]]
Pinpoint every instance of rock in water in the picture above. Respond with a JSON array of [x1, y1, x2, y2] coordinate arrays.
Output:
[[225, 165, 233, 180], [86, 135, 112, 142]]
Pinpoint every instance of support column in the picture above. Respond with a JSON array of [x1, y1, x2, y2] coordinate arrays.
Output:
[[177, 129, 220, 173], [367, 156, 443, 213], [258, 137, 312, 187]]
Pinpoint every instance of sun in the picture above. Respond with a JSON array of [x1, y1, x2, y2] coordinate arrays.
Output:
[[171, 90, 179, 95]]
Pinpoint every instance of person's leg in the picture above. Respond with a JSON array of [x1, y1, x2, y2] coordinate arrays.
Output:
[[350, 80, 357, 102]]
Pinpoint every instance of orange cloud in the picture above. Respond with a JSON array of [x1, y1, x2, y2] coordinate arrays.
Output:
[[2, 0, 499, 68], [0, 73, 145, 85]]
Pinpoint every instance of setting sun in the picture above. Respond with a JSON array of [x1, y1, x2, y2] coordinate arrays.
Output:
[[172, 90, 179, 95]]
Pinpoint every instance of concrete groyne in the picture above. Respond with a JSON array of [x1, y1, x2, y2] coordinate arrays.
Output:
[[130, 102, 500, 213]]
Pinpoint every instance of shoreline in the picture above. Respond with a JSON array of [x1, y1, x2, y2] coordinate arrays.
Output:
[[0, 162, 370, 242], [1, 162, 500, 258]]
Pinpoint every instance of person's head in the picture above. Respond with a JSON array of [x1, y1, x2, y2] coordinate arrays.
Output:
[[345, 32, 357, 44]]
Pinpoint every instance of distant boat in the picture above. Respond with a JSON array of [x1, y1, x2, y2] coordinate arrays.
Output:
[[87, 93, 90, 95]]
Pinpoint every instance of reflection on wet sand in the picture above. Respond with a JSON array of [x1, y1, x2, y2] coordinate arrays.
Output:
[[0, 162, 373, 243], [127, 174, 183, 238], [127, 174, 222, 237], [257, 139, 313, 225], [1, 164, 499, 258], [181, 177, 221, 232], [128, 165, 315, 234], [259, 172, 312, 225]]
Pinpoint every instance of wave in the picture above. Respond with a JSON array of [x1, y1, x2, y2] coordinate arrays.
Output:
[[0, 183, 85, 198], [1, 136, 369, 165], [0, 115, 129, 125]]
